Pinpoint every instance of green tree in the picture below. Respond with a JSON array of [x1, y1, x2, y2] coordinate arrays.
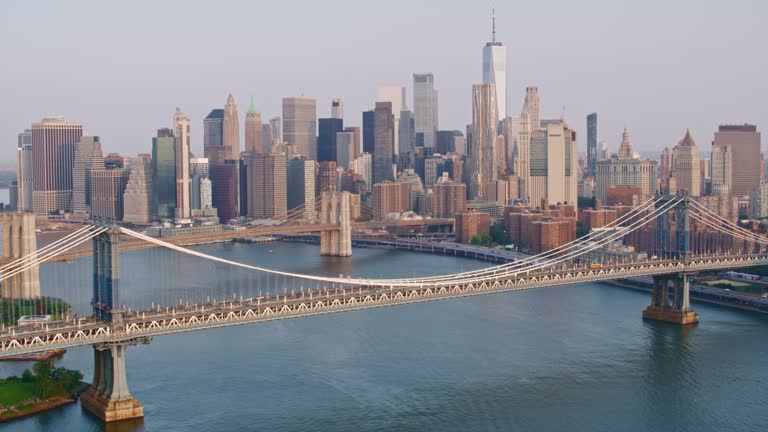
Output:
[[33, 360, 53, 398], [490, 222, 511, 245]]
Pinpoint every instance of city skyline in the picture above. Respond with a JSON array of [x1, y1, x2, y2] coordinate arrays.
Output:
[[2, 1, 766, 164]]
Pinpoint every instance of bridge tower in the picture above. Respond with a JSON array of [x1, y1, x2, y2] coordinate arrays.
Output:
[[81, 224, 145, 422], [320, 191, 352, 257], [0, 212, 40, 299], [643, 195, 699, 325]]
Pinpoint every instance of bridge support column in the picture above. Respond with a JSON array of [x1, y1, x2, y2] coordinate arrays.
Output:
[[81, 344, 144, 422], [0, 212, 39, 299], [643, 274, 698, 325], [320, 191, 352, 257]]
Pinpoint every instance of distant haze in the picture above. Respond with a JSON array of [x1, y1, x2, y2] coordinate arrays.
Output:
[[1, 0, 765, 163]]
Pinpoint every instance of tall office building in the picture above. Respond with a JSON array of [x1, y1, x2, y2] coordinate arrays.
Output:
[[30, 117, 83, 215], [269, 117, 281, 143], [151, 128, 176, 219], [713, 124, 761, 197], [710, 141, 732, 196], [373, 102, 395, 183], [528, 121, 578, 208], [318, 117, 344, 162], [123, 154, 153, 224], [586, 113, 597, 178], [362, 110, 375, 154], [223, 94, 240, 160], [283, 97, 317, 160], [213, 160, 239, 223], [466, 84, 498, 200], [244, 97, 263, 155], [482, 11, 506, 121], [90, 168, 130, 220], [336, 131, 356, 171], [372, 181, 410, 219], [671, 129, 701, 196], [377, 86, 407, 154], [524, 87, 541, 131], [190, 157, 209, 210], [71, 136, 104, 215], [262, 124, 273, 150], [594, 129, 657, 202], [351, 153, 372, 193], [398, 109, 416, 170], [17, 130, 33, 211], [199, 176, 213, 210], [247, 153, 287, 219], [174, 109, 191, 219], [203, 109, 225, 166], [287, 158, 317, 221], [344, 126, 361, 160], [331, 98, 343, 119], [413, 73, 438, 148]]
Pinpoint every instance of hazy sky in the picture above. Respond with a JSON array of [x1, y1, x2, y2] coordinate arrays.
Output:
[[1, 0, 766, 164]]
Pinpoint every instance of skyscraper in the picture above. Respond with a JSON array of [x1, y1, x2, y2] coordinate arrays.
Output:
[[710, 141, 732, 196], [336, 131, 355, 171], [373, 101, 394, 183], [362, 110, 375, 154], [174, 109, 191, 219], [528, 121, 578, 208], [213, 160, 239, 223], [203, 109, 225, 166], [123, 154, 153, 224], [190, 157, 209, 210], [467, 84, 498, 200], [671, 129, 701, 196], [223, 94, 240, 160], [30, 117, 83, 215], [17, 130, 33, 212], [287, 158, 317, 221], [244, 97, 263, 155], [71, 136, 104, 216], [269, 117, 281, 143], [399, 109, 416, 170], [318, 117, 344, 162], [151, 128, 176, 219], [524, 87, 541, 131], [283, 97, 317, 160], [331, 98, 343, 119], [413, 73, 438, 148], [247, 152, 287, 219], [586, 113, 597, 178], [90, 167, 130, 220], [482, 10, 506, 121], [713, 124, 761, 197], [377, 86, 406, 154], [594, 129, 657, 202]]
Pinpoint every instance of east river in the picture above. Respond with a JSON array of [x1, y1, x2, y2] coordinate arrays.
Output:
[[1, 242, 767, 431]]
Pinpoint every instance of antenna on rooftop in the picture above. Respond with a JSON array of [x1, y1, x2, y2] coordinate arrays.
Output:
[[492, 8, 496, 44]]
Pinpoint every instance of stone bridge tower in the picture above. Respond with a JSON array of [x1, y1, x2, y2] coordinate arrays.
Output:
[[1, 212, 39, 299], [320, 191, 352, 257]]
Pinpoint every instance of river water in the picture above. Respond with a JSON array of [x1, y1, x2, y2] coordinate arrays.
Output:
[[1, 242, 767, 431]]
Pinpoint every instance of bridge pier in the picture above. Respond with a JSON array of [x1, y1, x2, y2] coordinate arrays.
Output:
[[320, 191, 352, 257], [643, 274, 699, 325], [1, 212, 39, 299], [81, 344, 144, 422]]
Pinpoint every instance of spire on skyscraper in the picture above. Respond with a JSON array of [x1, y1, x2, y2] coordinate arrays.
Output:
[[618, 127, 633, 159], [492, 8, 496, 44], [248, 96, 258, 114]]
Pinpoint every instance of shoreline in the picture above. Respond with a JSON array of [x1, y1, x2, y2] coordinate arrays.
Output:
[[0, 382, 88, 423]]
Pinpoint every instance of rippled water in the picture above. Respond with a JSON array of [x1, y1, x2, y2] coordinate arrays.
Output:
[[2, 242, 767, 431]]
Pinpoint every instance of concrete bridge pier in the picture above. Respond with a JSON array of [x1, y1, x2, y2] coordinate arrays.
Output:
[[643, 274, 699, 325], [81, 344, 144, 422], [320, 191, 352, 257]]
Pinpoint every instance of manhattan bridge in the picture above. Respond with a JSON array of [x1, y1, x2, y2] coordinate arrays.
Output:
[[1, 194, 766, 422]]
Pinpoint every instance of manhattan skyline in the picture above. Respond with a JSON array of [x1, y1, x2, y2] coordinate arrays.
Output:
[[1, 0, 766, 163]]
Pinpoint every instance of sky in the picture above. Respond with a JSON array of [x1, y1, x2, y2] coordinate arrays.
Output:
[[1, 0, 766, 165]]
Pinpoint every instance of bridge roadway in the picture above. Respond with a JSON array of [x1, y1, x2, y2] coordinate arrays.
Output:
[[2, 253, 767, 358], [1, 218, 454, 265]]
